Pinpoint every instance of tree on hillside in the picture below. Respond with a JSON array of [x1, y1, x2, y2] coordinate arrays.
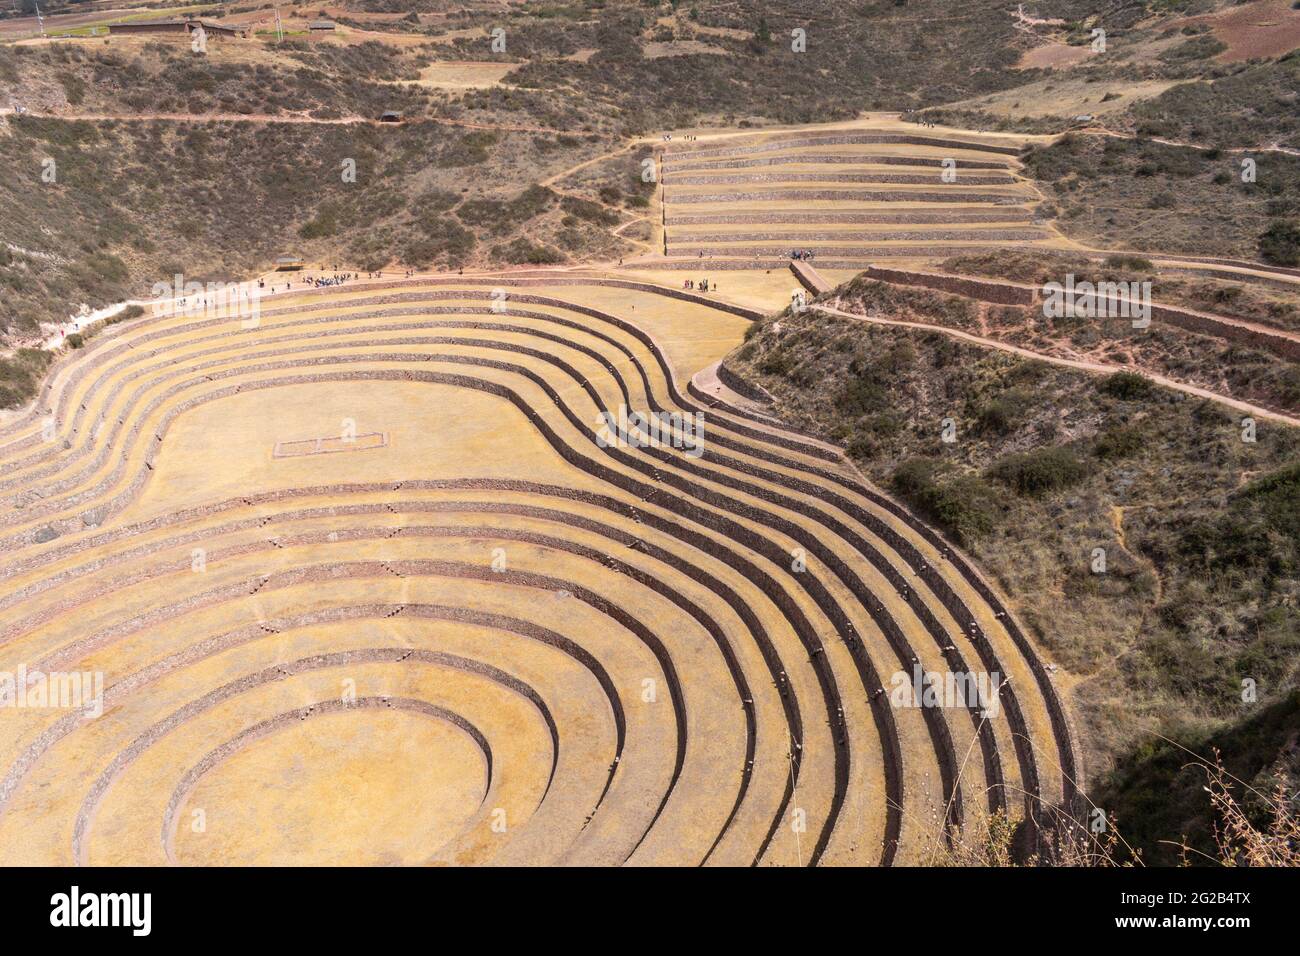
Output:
[[1259, 220, 1300, 267]]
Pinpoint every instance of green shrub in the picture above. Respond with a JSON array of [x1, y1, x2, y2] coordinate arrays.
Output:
[[862, 410, 906, 437], [758, 348, 793, 377], [560, 195, 619, 226], [846, 433, 877, 460], [974, 389, 1030, 435], [1095, 424, 1145, 459], [299, 207, 338, 239], [836, 373, 887, 417], [57, 72, 87, 106], [1259, 221, 1300, 267], [988, 446, 1089, 496], [892, 457, 1000, 544], [509, 184, 555, 220], [1099, 370, 1154, 400], [1159, 35, 1227, 64], [436, 131, 498, 168], [0, 348, 54, 410], [1103, 255, 1154, 272], [1240, 460, 1300, 546], [400, 215, 476, 267], [491, 237, 563, 265], [456, 198, 510, 232], [416, 189, 460, 214]]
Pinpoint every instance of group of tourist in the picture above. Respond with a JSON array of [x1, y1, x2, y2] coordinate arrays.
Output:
[[682, 278, 714, 292], [252, 266, 386, 294], [902, 109, 939, 129], [789, 249, 817, 261], [307, 272, 358, 289]]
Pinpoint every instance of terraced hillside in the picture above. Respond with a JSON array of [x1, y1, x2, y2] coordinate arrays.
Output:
[[655, 118, 1063, 271], [0, 274, 1074, 866]]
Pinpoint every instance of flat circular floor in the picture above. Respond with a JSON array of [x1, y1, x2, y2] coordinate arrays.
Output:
[[170, 708, 489, 867]]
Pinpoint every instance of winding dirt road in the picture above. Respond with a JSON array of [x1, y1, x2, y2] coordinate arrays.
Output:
[[1, 107, 556, 134]]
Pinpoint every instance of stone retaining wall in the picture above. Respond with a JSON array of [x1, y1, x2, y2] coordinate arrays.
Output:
[[663, 153, 1012, 173], [665, 209, 1036, 226], [1147, 253, 1300, 280], [790, 260, 834, 296], [1149, 303, 1300, 362], [662, 132, 1022, 159], [669, 243, 1050, 259], [631, 254, 1014, 270], [667, 172, 1016, 187], [863, 266, 1038, 306], [667, 188, 1024, 205], [671, 229, 1046, 246], [716, 361, 775, 404]]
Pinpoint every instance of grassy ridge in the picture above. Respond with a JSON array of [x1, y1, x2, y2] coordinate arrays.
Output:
[[0, 115, 628, 362], [1023, 133, 1300, 263]]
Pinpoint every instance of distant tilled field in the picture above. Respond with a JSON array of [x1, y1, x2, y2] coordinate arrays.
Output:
[[656, 122, 1055, 269]]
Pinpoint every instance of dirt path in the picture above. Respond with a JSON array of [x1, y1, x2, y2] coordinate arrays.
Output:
[[1071, 246, 1300, 285], [814, 303, 1300, 427], [1077, 126, 1300, 158], [1014, 3, 1066, 28], [1110, 504, 1165, 603], [1, 108, 556, 134], [610, 216, 652, 251], [540, 141, 639, 187]]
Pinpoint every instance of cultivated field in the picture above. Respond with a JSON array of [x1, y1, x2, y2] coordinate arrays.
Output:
[[0, 272, 1075, 865], [650, 117, 1065, 271]]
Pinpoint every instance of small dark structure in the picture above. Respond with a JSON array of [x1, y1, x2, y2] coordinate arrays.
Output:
[[379, 111, 404, 124], [275, 256, 305, 271], [309, 20, 337, 32]]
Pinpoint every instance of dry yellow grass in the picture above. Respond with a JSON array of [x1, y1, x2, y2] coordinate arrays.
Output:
[[406, 61, 519, 90]]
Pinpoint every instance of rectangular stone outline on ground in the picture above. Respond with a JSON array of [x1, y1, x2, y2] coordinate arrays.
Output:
[[272, 432, 390, 459]]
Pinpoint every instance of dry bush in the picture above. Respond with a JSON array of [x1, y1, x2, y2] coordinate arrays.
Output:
[[926, 745, 1300, 867], [924, 806, 1135, 868], [1174, 749, 1300, 867]]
